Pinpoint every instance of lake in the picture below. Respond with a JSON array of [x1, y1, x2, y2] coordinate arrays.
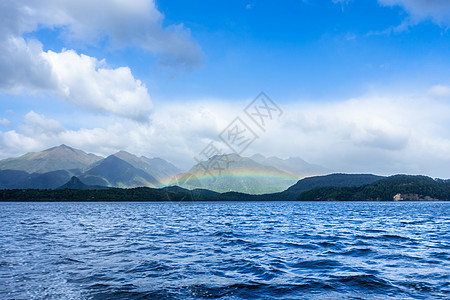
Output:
[[1, 201, 449, 299]]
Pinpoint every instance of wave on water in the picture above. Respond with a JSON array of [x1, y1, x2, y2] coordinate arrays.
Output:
[[0, 201, 449, 299]]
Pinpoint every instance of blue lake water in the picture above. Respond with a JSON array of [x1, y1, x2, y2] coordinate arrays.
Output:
[[0, 201, 449, 299]]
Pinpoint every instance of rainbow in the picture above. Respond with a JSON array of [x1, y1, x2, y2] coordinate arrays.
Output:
[[155, 168, 300, 189]]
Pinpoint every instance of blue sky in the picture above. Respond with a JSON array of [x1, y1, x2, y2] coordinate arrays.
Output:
[[1, 0, 450, 177], [154, 0, 450, 101]]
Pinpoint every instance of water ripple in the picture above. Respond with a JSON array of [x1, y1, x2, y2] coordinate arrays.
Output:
[[0, 201, 449, 299]]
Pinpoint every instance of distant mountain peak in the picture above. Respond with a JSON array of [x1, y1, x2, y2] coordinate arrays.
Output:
[[250, 153, 266, 160], [68, 176, 83, 184], [80, 154, 161, 188], [250, 154, 330, 177], [0, 145, 103, 174], [111, 151, 181, 185], [114, 150, 132, 156], [101, 154, 128, 164], [45, 144, 74, 152], [208, 153, 242, 161], [147, 157, 166, 162]]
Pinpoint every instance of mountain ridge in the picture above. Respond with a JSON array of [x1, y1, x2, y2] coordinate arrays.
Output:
[[0, 145, 381, 193], [0, 145, 181, 189], [112, 151, 180, 184], [0, 144, 103, 174], [0, 146, 390, 194]]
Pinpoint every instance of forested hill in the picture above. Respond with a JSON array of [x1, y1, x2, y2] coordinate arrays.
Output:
[[272, 173, 383, 200], [1, 174, 449, 202], [297, 175, 450, 201]]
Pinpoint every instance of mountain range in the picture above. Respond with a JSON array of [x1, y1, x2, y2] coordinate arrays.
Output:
[[0, 145, 330, 193], [1, 145, 448, 201], [0, 145, 180, 189]]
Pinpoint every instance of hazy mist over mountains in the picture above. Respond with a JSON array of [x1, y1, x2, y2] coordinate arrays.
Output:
[[0, 145, 331, 193], [173, 153, 330, 194]]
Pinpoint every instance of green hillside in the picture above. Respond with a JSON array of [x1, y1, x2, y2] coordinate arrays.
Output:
[[259, 173, 384, 200], [298, 175, 450, 201]]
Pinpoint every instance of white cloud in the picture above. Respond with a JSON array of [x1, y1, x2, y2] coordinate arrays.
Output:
[[0, 0, 202, 69], [0, 112, 63, 156], [44, 49, 152, 122], [429, 84, 450, 97], [378, 0, 450, 30], [19, 111, 65, 136], [0, 38, 153, 121]]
